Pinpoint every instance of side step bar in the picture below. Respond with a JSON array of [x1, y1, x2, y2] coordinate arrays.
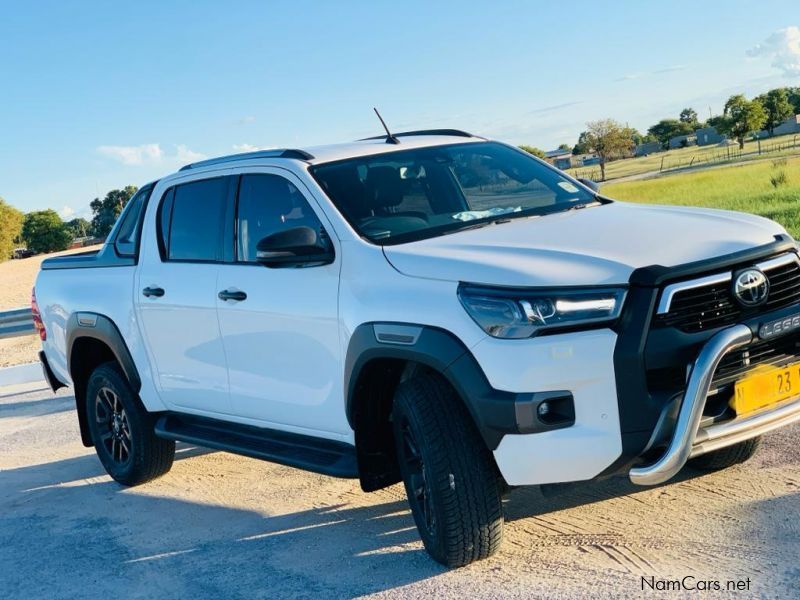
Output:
[[154, 413, 359, 479]]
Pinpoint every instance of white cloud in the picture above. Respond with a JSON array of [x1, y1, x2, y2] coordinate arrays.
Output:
[[97, 143, 163, 166], [615, 65, 687, 82], [237, 116, 257, 125], [97, 143, 206, 166], [175, 144, 207, 163], [652, 65, 687, 74], [60, 205, 75, 219], [232, 143, 262, 153], [747, 26, 800, 77]]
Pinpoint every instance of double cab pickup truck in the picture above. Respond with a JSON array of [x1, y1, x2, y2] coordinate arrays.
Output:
[[34, 130, 800, 566]]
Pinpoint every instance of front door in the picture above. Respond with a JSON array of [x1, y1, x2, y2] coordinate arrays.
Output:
[[216, 170, 346, 438]]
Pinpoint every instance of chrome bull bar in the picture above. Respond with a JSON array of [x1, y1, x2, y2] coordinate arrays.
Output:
[[630, 324, 800, 486]]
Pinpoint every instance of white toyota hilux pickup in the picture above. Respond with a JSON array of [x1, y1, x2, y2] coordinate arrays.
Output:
[[34, 131, 800, 566]]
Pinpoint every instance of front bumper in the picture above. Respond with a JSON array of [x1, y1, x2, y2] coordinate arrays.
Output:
[[630, 323, 800, 485]]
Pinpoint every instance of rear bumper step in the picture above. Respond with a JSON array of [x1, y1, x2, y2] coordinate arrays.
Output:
[[154, 413, 358, 478]]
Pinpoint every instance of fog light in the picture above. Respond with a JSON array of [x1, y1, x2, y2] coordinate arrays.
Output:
[[537, 402, 550, 418]]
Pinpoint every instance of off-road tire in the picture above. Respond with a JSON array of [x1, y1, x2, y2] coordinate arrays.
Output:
[[688, 437, 761, 471], [86, 362, 175, 485], [392, 372, 504, 567]]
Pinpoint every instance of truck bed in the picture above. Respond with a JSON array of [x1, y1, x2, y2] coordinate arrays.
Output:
[[40, 246, 134, 270]]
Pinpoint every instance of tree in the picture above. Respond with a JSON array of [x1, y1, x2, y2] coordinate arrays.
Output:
[[581, 119, 636, 181], [572, 131, 592, 155], [557, 143, 571, 152], [788, 87, 800, 114], [65, 217, 91, 239], [757, 88, 794, 136], [706, 115, 728, 130], [719, 95, 767, 149], [22, 210, 72, 254], [0, 197, 24, 261], [679, 107, 701, 129], [518, 145, 546, 159], [647, 119, 694, 147], [90, 186, 137, 238]]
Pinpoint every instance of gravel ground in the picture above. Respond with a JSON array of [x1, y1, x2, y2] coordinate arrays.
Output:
[[1, 386, 798, 599]]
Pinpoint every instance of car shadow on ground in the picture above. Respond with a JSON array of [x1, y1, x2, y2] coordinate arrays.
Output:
[[0, 447, 789, 598], [503, 468, 699, 522], [0, 392, 76, 418]]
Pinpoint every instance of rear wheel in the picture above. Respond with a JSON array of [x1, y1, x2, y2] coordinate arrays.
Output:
[[392, 372, 504, 567], [86, 362, 175, 486], [688, 437, 761, 471]]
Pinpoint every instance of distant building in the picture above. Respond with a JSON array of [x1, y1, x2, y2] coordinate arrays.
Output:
[[773, 115, 800, 136], [544, 149, 573, 170], [755, 115, 800, 138], [668, 134, 697, 149], [695, 127, 726, 146], [575, 153, 601, 166], [634, 141, 662, 156]]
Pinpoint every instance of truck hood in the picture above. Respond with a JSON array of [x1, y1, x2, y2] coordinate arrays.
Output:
[[382, 202, 787, 287]]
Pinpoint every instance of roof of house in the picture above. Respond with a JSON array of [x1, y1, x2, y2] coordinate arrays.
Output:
[[544, 149, 572, 159]]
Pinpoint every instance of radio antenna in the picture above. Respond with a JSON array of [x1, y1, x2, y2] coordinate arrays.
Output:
[[373, 108, 400, 144]]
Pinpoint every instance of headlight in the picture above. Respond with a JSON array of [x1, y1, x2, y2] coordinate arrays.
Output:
[[458, 284, 626, 338]]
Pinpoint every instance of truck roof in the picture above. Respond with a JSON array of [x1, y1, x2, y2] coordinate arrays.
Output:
[[179, 130, 484, 172]]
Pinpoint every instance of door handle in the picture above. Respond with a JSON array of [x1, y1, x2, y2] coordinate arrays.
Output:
[[142, 286, 165, 298], [218, 289, 247, 302]]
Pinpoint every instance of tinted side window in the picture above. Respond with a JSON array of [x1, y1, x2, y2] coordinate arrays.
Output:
[[167, 178, 228, 261], [114, 185, 153, 257], [236, 175, 323, 263]]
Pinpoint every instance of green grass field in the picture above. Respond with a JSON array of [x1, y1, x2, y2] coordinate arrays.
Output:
[[566, 132, 800, 182], [602, 156, 800, 237]]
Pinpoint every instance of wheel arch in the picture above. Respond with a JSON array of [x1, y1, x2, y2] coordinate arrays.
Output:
[[344, 322, 520, 492], [66, 312, 141, 446]]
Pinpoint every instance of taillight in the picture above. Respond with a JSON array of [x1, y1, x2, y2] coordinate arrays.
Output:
[[31, 287, 46, 341]]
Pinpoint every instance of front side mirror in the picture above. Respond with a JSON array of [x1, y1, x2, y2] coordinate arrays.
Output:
[[577, 178, 600, 193], [256, 226, 334, 267]]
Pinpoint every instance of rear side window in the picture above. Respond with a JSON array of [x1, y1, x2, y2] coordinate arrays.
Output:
[[114, 185, 153, 257], [160, 177, 228, 261], [236, 174, 323, 263]]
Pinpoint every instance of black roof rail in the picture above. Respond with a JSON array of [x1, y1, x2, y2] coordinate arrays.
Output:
[[360, 129, 482, 142], [179, 148, 314, 171]]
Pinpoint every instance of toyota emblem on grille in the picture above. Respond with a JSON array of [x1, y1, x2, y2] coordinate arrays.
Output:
[[733, 268, 769, 307]]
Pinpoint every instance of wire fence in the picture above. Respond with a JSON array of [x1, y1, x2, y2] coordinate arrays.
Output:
[[570, 134, 800, 183]]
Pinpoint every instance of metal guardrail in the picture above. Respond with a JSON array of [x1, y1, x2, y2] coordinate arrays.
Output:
[[0, 307, 35, 339]]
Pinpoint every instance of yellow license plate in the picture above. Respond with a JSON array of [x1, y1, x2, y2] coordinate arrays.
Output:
[[733, 362, 800, 415]]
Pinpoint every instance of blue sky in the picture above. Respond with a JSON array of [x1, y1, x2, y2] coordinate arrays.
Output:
[[1, 0, 799, 218]]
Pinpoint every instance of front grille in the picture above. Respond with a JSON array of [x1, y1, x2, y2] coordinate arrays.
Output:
[[645, 334, 800, 394], [656, 256, 800, 333], [713, 335, 800, 388]]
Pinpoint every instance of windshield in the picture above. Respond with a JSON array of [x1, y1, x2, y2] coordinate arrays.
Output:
[[310, 141, 596, 245]]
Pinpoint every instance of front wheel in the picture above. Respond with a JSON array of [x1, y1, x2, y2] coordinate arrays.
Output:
[[86, 362, 175, 486], [392, 373, 504, 567]]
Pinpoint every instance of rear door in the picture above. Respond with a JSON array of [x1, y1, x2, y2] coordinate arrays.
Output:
[[136, 174, 234, 415], [216, 168, 346, 437]]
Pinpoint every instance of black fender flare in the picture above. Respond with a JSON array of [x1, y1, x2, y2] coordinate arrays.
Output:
[[344, 323, 573, 450], [66, 312, 141, 392]]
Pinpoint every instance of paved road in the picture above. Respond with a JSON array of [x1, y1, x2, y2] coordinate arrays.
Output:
[[1, 386, 798, 599]]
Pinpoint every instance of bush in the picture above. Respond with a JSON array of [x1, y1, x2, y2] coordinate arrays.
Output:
[[22, 210, 72, 254], [770, 171, 788, 188], [0, 198, 24, 262]]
